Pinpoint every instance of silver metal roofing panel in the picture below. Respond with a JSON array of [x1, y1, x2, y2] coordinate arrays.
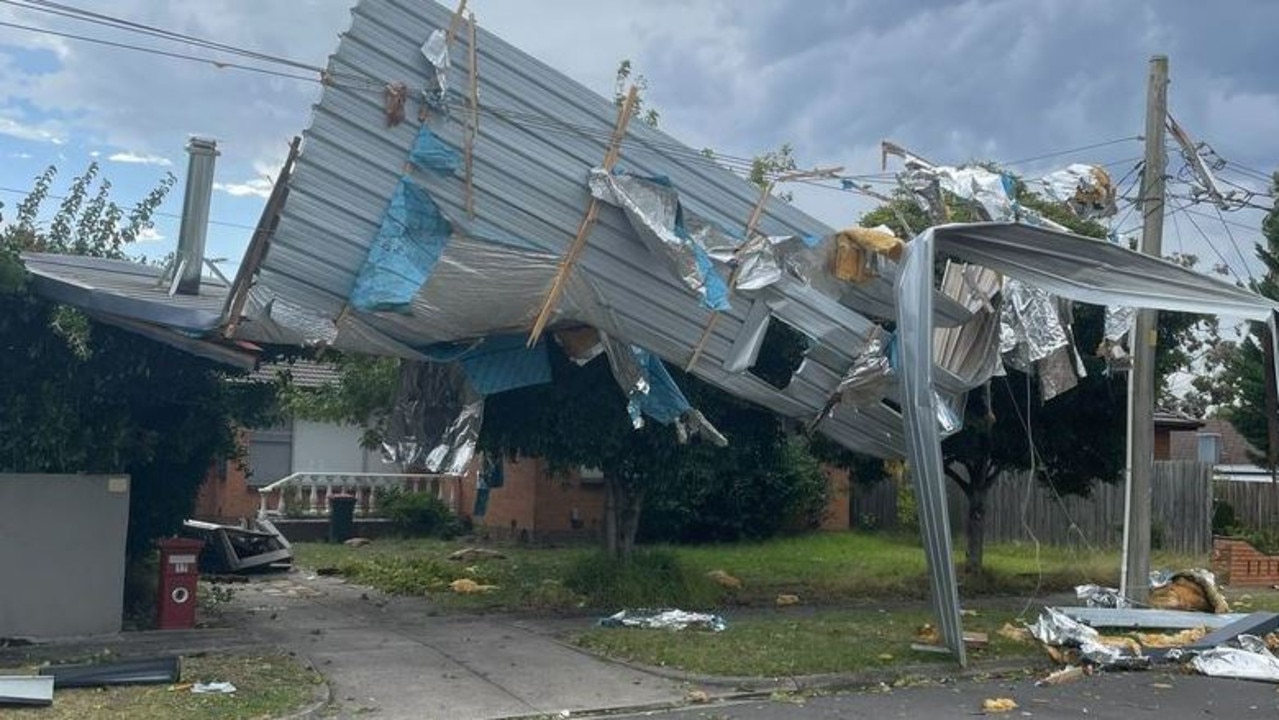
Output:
[[247, 2, 929, 454], [21, 252, 227, 333]]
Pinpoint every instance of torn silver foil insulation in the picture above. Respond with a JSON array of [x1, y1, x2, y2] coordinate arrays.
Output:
[[1191, 638, 1279, 683], [419, 28, 450, 104], [1075, 584, 1129, 609], [589, 168, 723, 309], [600, 609, 727, 632], [1039, 164, 1118, 220], [382, 360, 483, 475], [1000, 278, 1070, 365], [1029, 607, 1148, 669], [589, 168, 815, 305], [833, 326, 895, 410]]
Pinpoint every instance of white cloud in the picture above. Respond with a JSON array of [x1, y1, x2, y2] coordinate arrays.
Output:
[[107, 151, 173, 167], [0, 115, 63, 144], [9, 151, 32, 159], [136, 226, 164, 242], [214, 178, 271, 198]]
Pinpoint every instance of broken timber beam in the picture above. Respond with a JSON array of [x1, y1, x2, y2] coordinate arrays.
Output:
[[526, 85, 640, 347]]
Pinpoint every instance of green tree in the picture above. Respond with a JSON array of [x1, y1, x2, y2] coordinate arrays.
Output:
[[0, 165, 274, 561], [1221, 172, 1279, 465], [277, 352, 401, 449], [861, 177, 1205, 571]]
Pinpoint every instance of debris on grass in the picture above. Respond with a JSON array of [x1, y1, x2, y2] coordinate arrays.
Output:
[[982, 697, 1018, 713], [1036, 665, 1086, 686], [449, 578, 498, 594], [599, 610, 727, 632], [685, 689, 710, 704], [775, 594, 801, 607], [706, 570, 741, 590], [998, 623, 1034, 644], [344, 538, 372, 548], [1133, 627, 1207, 648], [191, 681, 237, 694], [1148, 569, 1230, 614], [448, 547, 506, 562]]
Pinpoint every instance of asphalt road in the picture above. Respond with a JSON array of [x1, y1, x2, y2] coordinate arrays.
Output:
[[625, 670, 1279, 719]]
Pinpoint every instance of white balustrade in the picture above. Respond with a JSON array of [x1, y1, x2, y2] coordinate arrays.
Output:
[[257, 472, 458, 519]]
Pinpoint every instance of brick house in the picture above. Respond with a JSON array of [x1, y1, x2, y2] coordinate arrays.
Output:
[[1168, 416, 1268, 481], [194, 361, 851, 538]]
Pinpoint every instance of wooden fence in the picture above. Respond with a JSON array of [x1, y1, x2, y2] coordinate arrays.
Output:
[[1215, 480, 1279, 531], [851, 461, 1215, 554]]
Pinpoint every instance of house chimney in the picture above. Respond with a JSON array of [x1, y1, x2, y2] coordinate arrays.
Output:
[[176, 137, 219, 296]]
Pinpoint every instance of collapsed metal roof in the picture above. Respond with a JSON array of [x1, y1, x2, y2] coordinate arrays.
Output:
[[17, 0, 1279, 666], [216, 0, 1279, 664]]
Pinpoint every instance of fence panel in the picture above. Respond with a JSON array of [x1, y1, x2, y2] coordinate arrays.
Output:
[[850, 461, 1213, 554]]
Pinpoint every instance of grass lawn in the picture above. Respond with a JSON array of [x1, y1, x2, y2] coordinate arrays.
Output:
[[0, 651, 322, 720], [573, 605, 1042, 677], [293, 532, 1205, 611], [292, 532, 1209, 677]]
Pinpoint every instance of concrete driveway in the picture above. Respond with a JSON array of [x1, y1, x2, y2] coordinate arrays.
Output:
[[225, 573, 688, 719]]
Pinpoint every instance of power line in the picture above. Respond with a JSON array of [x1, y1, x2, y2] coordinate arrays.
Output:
[[0, 19, 322, 83], [0, 185, 256, 230], [1167, 198, 1247, 285], [2, 0, 325, 74], [1214, 203, 1256, 283], [999, 136, 1142, 167]]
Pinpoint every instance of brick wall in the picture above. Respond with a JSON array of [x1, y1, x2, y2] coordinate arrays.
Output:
[[533, 469, 605, 538], [1213, 536, 1279, 587], [192, 448, 259, 523], [465, 456, 604, 542]]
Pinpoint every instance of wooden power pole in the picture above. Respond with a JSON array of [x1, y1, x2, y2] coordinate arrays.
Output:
[[1121, 55, 1169, 604]]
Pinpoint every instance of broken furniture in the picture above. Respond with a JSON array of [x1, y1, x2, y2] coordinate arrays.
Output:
[[181, 518, 292, 574]]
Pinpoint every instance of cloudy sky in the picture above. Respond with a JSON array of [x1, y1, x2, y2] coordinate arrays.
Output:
[[0, 0, 1274, 282]]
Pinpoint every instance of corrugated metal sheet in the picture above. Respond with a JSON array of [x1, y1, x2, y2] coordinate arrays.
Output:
[[22, 252, 227, 333], [244, 0, 961, 458]]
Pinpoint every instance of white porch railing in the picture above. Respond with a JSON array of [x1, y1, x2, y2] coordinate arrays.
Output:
[[257, 472, 461, 518]]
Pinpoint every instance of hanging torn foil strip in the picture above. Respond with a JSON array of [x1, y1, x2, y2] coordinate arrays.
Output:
[[833, 326, 895, 410], [1038, 164, 1118, 220], [419, 29, 450, 107], [589, 169, 730, 310], [382, 360, 483, 475], [601, 333, 727, 445], [589, 168, 818, 307], [1000, 278, 1070, 367]]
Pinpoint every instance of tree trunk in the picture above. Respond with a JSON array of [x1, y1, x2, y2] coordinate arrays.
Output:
[[602, 474, 618, 557], [618, 488, 645, 562], [959, 458, 990, 574], [965, 481, 987, 574]]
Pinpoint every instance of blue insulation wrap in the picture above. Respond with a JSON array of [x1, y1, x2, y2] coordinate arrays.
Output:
[[409, 124, 461, 174], [421, 335, 552, 395], [691, 243, 730, 311], [349, 178, 452, 313], [628, 346, 692, 425]]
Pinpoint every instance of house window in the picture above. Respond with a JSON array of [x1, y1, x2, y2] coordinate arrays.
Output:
[[579, 466, 605, 484], [1197, 433, 1222, 465], [247, 419, 293, 488]]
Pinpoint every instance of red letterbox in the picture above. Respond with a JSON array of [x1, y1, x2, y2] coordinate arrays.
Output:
[[157, 537, 204, 630]]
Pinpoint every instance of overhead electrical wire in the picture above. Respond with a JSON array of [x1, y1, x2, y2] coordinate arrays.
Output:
[[1167, 197, 1247, 285], [0, 19, 322, 83], [0, 184, 256, 230]]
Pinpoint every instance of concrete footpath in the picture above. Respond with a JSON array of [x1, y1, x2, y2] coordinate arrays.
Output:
[[224, 573, 689, 719]]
